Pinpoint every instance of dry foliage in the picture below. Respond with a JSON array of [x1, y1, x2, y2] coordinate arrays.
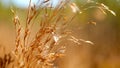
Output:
[[11, 0, 78, 68], [0, 46, 14, 68], [10, 0, 116, 68]]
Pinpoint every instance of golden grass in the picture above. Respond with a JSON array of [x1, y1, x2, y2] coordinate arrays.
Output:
[[0, 0, 117, 68], [0, 45, 14, 68], [11, 0, 78, 68]]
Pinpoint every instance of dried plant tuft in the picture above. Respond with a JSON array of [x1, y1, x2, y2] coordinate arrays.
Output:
[[11, 0, 78, 68]]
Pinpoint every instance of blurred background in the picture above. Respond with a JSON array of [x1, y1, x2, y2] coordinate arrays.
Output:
[[0, 0, 120, 68]]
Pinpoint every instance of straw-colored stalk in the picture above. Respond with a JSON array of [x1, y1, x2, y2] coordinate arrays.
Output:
[[12, 0, 78, 68]]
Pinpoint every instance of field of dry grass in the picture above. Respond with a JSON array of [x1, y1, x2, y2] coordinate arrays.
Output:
[[0, 0, 120, 68]]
